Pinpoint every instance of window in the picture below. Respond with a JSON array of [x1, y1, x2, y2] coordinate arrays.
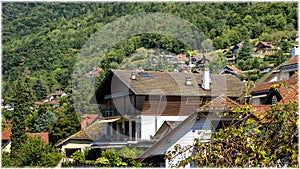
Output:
[[139, 72, 151, 77]]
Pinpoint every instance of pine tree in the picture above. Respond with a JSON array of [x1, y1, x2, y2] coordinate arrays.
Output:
[[237, 38, 252, 61], [33, 78, 47, 100], [10, 76, 34, 164]]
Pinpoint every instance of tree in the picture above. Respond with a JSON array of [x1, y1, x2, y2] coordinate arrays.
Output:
[[49, 91, 80, 145], [32, 78, 47, 100], [167, 102, 298, 167], [237, 38, 252, 61], [10, 76, 34, 162], [31, 110, 57, 132], [12, 137, 62, 167]]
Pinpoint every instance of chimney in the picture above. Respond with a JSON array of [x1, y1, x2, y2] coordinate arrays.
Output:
[[201, 67, 210, 90], [185, 77, 192, 86], [131, 72, 136, 80]]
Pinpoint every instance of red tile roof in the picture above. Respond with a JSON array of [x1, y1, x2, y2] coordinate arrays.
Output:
[[1, 130, 11, 140], [198, 95, 239, 112], [174, 54, 188, 61], [279, 85, 298, 104], [47, 100, 59, 105], [1, 130, 49, 144], [227, 65, 242, 73], [252, 81, 284, 92]]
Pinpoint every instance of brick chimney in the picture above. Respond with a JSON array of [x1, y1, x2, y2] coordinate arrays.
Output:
[[201, 67, 210, 90]]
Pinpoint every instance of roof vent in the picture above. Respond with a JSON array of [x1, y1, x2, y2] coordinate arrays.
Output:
[[131, 72, 137, 80], [185, 77, 192, 86]]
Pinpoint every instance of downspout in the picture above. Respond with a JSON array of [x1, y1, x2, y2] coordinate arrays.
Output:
[[155, 95, 163, 132]]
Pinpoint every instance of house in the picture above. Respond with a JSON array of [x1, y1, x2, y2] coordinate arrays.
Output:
[[230, 43, 242, 54], [259, 66, 274, 74], [255, 55, 298, 85], [86, 67, 103, 78], [250, 73, 298, 105], [86, 69, 244, 153], [226, 55, 237, 64], [1, 130, 49, 153], [137, 95, 240, 167], [218, 65, 242, 76], [172, 54, 188, 64], [255, 41, 273, 53], [174, 64, 188, 73], [56, 118, 155, 161], [46, 91, 66, 102], [196, 55, 210, 68]]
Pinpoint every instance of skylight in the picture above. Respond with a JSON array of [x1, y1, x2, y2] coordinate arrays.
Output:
[[139, 72, 151, 77]]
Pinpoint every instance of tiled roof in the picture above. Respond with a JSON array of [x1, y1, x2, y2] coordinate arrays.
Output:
[[81, 114, 99, 129], [227, 65, 242, 73], [110, 70, 244, 97], [34, 101, 44, 105], [197, 95, 240, 112], [1, 130, 49, 144], [250, 105, 272, 123], [279, 55, 298, 67], [47, 100, 59, 105], [27, 132, 49, 144], [252, 81, 284, 92], [252, 74, 298, 93], [174, 54, 188, 61], [279, 85, 298, 104], [1, 130, 11, 140]]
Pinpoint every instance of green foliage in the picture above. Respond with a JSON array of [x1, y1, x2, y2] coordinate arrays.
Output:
[[62, 147, 145, 167], [32, 78, 47, 100], [10, 75, 34, 160], [237, 38, 252, 61], [11, 137, 62, 167], [1, 116, 9, 131], [1, 151, 13, 167], [167, 102, 298, 167], [31, 110, 57, 132]]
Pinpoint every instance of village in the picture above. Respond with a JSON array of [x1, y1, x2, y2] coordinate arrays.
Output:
[[1, 2, 299, 168], [2, 40, 299, 167]]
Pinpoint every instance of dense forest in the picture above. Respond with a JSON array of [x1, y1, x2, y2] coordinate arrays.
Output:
[[2, 2, 298, 103]]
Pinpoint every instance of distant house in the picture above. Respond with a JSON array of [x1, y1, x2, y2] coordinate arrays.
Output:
[[174, 64, 188, 72], [1, 130, 49, 153], [259, 66, 274, 74], [255, 41, 273, 53], [172, 54, 188, 64], [218, 65, 242, 76], [250, 74, 298, 105], [230, 43, 242, 54], [226, 55, 237, 65], [46, 91, 66, 102], [86, 67, 103, 78], [196, 55, 210, 68], [138, 95, 240, 167]]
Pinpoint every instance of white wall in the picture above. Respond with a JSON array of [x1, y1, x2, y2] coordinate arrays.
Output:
[[140, 115, 188, 140]]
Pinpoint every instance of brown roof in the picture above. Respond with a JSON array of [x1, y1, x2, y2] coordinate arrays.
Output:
[[198, 95, 240, 112], [174, 54, 188, 61], [34, 101, 44, 105], [153, 121, 182, 139], [1, 130, 49, 144], [279, 55, 298, 67], [252, 74, 298, 93], [256, 41, 272, 48], [111, 70, 244, 97]]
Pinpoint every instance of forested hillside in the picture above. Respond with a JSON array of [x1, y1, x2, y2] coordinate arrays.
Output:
[[2, 2, 298, 102]]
